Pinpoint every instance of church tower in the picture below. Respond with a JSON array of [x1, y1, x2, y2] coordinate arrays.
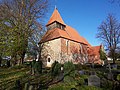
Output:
[[46, 8, 66, 30]]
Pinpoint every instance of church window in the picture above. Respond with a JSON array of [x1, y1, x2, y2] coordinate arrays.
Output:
[[48, 58, 50, 62]]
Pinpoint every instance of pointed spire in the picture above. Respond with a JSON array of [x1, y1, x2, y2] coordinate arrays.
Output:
[[46, 8, 65, 26]]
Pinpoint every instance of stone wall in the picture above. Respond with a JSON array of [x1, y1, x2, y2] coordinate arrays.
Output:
[[41, 38, 61, 67], [61, 38, 88, 64], [40, 38, 89, 67]]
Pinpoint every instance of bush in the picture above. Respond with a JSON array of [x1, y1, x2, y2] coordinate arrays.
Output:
[[117, 74, 120, 81], [75, 63, 89, 70], [51, 61, 61, 77], [76, 77, 84, 85], [31, 60, 42, 75], [34, 61, 42, 74], [64, 61, 75, 77], [101, 78, 113, 90]]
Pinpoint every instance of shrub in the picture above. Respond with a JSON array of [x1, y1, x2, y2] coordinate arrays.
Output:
[[64, 61, 75, 77], [117, 74, 120, 81], [34, 61, 42, 74], [31, 60, 43, 75], [75, 63, 89, 70], [76, 77, 84, 85], [51, 61, 61, 77], [101, 78, 113, 90]]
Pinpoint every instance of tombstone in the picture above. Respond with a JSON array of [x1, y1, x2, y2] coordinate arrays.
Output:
[[107, 73, 113, 80], [88, 75, 100, 87], [79, 70, 84, 75], [112, 64, 117, 69]]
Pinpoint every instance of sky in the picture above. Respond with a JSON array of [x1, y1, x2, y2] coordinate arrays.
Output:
[[44, 0, 120, 46]]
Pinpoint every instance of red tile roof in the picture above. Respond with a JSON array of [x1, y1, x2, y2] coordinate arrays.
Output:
[[46, 8, 65, 26], [88, 46, 101, 56], [40, 8, 91, 45], [92, 46, 101, 56], [40, 25, 90, 45]]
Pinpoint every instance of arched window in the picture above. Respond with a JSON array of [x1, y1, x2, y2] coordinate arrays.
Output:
[[48, 58, 51, 62]]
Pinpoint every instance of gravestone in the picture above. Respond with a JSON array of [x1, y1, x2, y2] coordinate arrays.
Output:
[[107, 73, 113, 80], [79, 70, 84, 75], [88, 75, 100, 87], [112, 64, 117, 69]]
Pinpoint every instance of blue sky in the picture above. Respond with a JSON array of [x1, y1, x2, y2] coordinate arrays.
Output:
[[44, 0, 120, 46]]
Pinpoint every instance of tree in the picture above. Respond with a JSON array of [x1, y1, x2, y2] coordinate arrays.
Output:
[[100, 49, 107, 60], [0, 0, 48, 64], [97, 14, 120, 64]]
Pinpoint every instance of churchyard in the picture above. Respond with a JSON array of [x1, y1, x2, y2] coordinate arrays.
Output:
[[0, 60, 120, 90]]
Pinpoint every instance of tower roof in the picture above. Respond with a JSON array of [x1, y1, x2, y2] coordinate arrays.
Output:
[[46, 8, 65, 26]]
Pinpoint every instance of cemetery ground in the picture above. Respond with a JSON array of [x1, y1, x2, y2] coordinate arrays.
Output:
[[0, 61, 120, 90]]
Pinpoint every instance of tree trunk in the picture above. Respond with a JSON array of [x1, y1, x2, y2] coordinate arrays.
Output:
[[113, 58, 115, 64], [0, 56, 2, 67], [38, 44, 43, 62], [20, 51, 26, 64]]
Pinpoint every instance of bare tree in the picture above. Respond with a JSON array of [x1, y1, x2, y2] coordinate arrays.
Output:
[[97, 14, 120, 64]]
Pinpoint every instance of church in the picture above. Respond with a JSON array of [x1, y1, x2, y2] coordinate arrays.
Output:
[[39, 8, 103, 67]]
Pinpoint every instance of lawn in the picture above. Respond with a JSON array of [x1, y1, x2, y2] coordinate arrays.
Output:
[[0, 61, 120, 90], [0, 65, 31, 89]]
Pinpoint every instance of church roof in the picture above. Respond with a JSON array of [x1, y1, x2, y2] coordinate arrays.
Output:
[[88, 45, 101, 56], [40, 25, 90, 45], [46, 8, 65, 26], [40, 8, 91, 46]]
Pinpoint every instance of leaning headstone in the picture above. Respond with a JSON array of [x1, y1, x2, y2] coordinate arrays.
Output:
[[88, 75, 100, 87]]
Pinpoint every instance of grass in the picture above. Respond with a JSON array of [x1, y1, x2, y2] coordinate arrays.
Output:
[[0, 65, 53, 90], [0, 65, 30, 89], [0, 61, 119, 90]]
